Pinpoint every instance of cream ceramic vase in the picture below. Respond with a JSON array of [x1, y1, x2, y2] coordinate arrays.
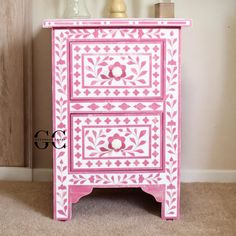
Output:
[[110, 0, 127, 18]]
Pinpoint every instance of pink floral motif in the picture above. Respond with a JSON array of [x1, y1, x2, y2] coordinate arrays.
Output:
[[107, 133, 126, 151], [108, 62, 126, 81], [84, 127, 150, 159]]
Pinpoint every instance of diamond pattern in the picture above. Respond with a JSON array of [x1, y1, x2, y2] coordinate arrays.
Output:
[[85, 118, 91, 124], [152, 134, 159, 140], [143, 117, 149, 123], [143, 89, 149, 96], [134, 45, 140, 52], [76, 161, 82, 167], [153, 80, 159, 86], [103, 103, 115, 111], [124, 45, 130, 52], [86, 161, 93, 167], [104, 89, 110, 96], [104, 118, 111, 124], [75, 153, 81, 159], [119, 103, 130, 110], [74, 54, 80, 61], [134, 117, 139, 124], [72, 104, 83, 110], [134, 103, 145, 110], [75, 135, 81, 141], [74, 80, 80, 86], [84, 89, 91, 96], [106, 160, 112, 167], [114, 118, 120, 124], [153, 72, 159, 78], [104, 45, 110, 52], [143, 45, 150, 52], [75, 144, 81, 150], [94, 46, 100, 52], [88, 103, 99, 111], [134, 160, 140, 166], [153, 126, 159, 132], [143, 160, 149, 166], [84, 45, 90, 52], [74, 46, 80, 52], [124, 118, 130, 124], [94, 89, 101, 96], [96, 160, 102, 167], [125, 160, 131, 166], [123, 90, 129, 96], [133, 90, 140, 96], [74, 63, 79, 69], [153, 45, 159, 52], [153, 63, 159, 69], [95, 118, 101, 124], [149, 103, 160, 110], [75, 127, 81, 133], [152, 142, 158, 149], [114, 90, 120, 96], [152, 159, 159, 166], [115, 160, 121, 167], [114, 46, 120, 52]]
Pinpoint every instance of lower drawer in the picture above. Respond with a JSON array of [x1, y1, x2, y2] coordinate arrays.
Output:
[[70, 113, 163, 172]]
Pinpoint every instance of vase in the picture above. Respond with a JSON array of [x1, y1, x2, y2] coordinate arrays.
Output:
[[64, 0, 91, 18]]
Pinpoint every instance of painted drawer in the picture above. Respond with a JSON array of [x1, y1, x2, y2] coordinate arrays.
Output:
[[70, 112, 163, 171], [69, 35, 164, 100]]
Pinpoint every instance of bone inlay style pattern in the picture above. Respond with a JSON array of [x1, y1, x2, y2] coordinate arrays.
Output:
[[43, 19, 191, 221]]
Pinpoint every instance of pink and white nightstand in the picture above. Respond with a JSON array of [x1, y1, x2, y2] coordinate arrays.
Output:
[[43, 18, 191, 220]]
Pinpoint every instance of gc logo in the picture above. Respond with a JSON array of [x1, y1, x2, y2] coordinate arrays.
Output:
[[34, 130, 66, 150]]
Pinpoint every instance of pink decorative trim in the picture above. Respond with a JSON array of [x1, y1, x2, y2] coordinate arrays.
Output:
[[70, 101, 164, 113], [43, 19, 192, 28]]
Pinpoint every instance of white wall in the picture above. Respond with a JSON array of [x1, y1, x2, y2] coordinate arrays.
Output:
[[32, 0, 236, 173]]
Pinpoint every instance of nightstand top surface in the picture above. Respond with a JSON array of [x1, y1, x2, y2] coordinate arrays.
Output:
[[43, 18, 192, 28]]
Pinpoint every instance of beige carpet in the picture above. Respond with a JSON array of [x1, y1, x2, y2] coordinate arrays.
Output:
[[0, 182, 235, 236]]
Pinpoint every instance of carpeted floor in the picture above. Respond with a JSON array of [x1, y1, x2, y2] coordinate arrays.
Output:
[[0, 182, 235, 236]]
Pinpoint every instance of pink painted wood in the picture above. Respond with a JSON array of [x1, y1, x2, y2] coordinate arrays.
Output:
[[43, 19, 191, 221]]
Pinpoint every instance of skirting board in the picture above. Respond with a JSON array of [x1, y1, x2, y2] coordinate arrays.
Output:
[[0, 168, 236, 183], [33, 169, 236, 183], [0, 167, 32, 181]]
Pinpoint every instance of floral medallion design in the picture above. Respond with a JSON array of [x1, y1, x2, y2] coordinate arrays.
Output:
[[107, 133, 126, 151], [108, 62, 126, 81], [51, 23, 184, 220]]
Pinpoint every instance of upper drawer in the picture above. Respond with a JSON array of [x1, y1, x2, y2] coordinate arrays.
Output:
[[69, 36, 164, 100]]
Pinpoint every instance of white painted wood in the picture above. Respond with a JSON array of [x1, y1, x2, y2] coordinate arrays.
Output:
[[0, 167, 32, 181]]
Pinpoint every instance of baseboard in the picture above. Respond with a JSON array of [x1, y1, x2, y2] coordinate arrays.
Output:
[[0, 168, 235, 183], [0, 167, 32, 181], [32, 168, 52, 182], [181, 169, 236, 183], [32, 168, 236, 183]]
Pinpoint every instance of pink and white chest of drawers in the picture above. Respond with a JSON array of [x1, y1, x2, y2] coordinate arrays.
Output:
[[43, 19, 191, 220]]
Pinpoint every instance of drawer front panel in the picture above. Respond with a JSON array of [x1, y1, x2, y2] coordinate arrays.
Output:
[[70, 113, 163, 171], [70, 40, 163, 100]]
